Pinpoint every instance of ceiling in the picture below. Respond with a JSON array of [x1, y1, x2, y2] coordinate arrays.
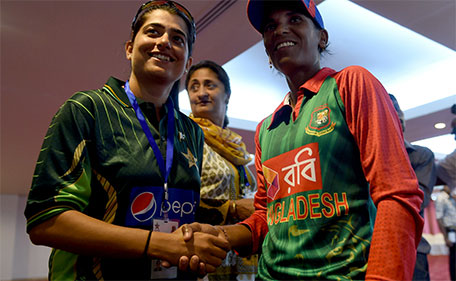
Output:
[[1, 0, 455, 195]]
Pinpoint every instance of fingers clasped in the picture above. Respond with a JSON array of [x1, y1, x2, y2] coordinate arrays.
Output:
[[160, 224, 230, 275], [171, 224, 230, 275]]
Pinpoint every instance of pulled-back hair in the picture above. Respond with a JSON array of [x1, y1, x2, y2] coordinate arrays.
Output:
[[185, 60, 231, 128], [131, 3, 195, 56]]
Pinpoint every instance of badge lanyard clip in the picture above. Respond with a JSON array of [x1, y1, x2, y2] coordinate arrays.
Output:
[[163, 182, 169, 221]]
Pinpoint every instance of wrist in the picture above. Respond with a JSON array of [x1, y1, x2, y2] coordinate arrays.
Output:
[[143, 230, 153, 259], [147, 231, 177, 261], [216, 226, 230, 244], [229, 200, 237, 219]]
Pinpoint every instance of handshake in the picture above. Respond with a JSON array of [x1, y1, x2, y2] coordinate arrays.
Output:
[[152, 223, 242, 276]]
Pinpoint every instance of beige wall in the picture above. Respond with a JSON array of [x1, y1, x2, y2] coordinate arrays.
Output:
[[1, 194, 49, 280]]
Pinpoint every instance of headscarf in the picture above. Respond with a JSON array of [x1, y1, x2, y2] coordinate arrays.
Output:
[[190, 115, 252, 166]]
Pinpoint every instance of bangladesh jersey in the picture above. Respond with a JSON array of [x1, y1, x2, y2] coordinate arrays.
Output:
[[24, 77, 204, 280], [241, 66, 423, 280]]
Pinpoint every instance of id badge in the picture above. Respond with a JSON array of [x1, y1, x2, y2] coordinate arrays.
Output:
[[150, 219, 179, 279]]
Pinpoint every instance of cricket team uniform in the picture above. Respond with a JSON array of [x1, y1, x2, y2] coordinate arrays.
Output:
[[241, 66, 424, 280], [24, 77, 204, 280]]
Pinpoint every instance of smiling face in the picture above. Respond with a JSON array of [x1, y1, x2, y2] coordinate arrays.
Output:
[[187, 68, 229, 127], [126, 9, 191, 86], [263, 9, 327, 80]]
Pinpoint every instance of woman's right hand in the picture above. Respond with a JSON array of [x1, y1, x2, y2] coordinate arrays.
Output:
[[161, 223, 228, 274], [168, 223, 253, 275], [157, 224, 229, 270]]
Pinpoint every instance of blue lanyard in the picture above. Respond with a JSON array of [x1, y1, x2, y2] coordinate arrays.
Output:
[[124, 81, 175, 203]]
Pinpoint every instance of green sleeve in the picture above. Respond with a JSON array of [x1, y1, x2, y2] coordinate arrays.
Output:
[[25, 92, 95, 232]]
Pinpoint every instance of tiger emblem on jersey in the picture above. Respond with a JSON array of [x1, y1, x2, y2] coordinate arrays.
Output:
[[305, 104, 336, 137]]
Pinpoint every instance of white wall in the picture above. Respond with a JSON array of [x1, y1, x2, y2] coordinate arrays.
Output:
[[1, 194, 50, 280]]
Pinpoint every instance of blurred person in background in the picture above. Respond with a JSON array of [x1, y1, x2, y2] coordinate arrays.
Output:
[[435, 185, 456, 281], [436, 115, 456, 190], [434, 106, 456, 281], [390, 94, 436, 281], [186, 60, 258, 280]]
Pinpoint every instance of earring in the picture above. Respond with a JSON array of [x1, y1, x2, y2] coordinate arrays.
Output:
[[320, 41, 327, 51], [268, 57, 273, 69]]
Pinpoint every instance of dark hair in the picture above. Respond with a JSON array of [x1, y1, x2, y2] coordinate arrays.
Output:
[[389, 93, 406, 132], [169, 80, 181, 110], [185, 60, 231, 128], [388, 94, 401, 113], [131, 2, 195, 56], [130, 1, 195, 109]]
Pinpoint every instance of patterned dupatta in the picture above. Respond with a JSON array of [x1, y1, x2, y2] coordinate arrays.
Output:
[[190, 115, 252, 166]]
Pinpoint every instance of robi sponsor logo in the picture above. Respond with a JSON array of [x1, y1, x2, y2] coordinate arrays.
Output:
[[262, 143, 322, 202], [131, 192, 157, 222]]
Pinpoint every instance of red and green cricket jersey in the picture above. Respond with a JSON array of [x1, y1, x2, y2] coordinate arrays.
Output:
[[241, 66, 423, 280]]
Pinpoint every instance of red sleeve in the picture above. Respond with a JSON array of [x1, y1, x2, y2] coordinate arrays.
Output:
[[334, 66, 424, 280], [239, 120, 269, 254]]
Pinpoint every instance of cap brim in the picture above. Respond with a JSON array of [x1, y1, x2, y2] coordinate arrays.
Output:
[[246, 0, 324, 33], [247, 0, 266, 34]]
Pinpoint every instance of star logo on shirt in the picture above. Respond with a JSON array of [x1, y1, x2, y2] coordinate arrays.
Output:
[[178, 131, 186, 141], [182, 148, 197, 169]]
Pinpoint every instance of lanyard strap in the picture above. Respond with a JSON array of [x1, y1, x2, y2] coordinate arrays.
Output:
[[124, 81, 175, 190]]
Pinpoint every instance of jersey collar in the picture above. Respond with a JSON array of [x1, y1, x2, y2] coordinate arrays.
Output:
[[268, 67, 336, 129], [102, 77, 178, 119], [103, 76, 131, 107]]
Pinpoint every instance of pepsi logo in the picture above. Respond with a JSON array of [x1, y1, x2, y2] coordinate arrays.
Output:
[[161, 200, 196, 218], [131, 192, 157, 222]]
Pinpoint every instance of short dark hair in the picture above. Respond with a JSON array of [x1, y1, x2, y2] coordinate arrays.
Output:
[[131, 2, 195, 56], [185, 60, 231, 127], [388, 94, 401, 113]]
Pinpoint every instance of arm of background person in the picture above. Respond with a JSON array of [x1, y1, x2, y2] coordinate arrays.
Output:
[[231, 198, 255, 221], [197, 197, 254, 225], [409, 145, 437, 211], [435, 194, 453, 248], [197, 161, 256, 224], [436, 149, 456, 189], [436, 218, 453, 248]]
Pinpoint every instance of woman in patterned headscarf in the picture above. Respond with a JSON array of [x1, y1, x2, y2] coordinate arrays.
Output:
[[186, 60, 257, 280]]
